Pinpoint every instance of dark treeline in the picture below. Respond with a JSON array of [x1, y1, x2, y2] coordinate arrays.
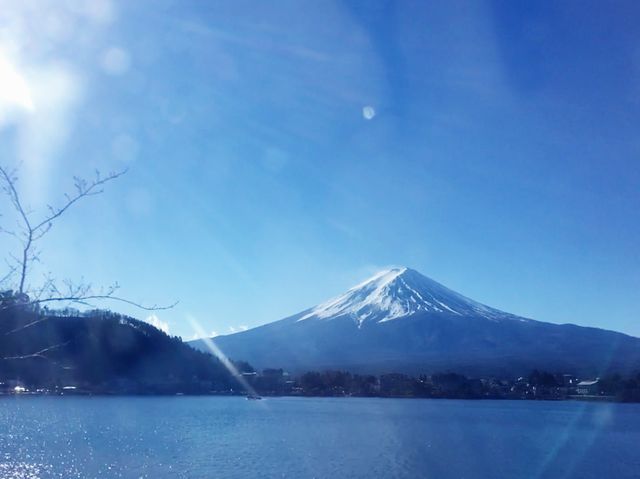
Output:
[[249, 370, 499, 399], [246, 369, 640, 402], [597, 375, 640, 401]]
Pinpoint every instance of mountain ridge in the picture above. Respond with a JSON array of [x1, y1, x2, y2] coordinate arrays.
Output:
[[189, 267, 640, 376]]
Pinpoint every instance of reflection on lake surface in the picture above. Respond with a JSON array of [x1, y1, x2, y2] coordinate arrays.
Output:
[[1, 396, 639, 478]]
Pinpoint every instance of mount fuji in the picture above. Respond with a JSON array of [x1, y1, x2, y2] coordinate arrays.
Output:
[[190, 267, 640, 376]]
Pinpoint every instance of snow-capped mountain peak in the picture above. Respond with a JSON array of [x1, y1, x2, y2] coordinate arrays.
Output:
[[298, 266, 514, 324]]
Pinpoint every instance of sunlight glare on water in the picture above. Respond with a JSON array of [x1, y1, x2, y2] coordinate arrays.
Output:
[[1, 397, 640, 479]]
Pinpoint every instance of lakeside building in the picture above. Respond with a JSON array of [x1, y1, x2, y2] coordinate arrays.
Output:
[[576, 379, 600, 395]]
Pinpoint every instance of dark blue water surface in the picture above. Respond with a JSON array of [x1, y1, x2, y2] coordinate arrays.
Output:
[[0, 396, 639, 478]]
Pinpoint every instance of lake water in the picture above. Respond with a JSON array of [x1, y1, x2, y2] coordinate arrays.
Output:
[[0, 396, 639, 478]]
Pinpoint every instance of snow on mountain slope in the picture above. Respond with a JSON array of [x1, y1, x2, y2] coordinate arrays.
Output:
[[298, 267, 521, 324]]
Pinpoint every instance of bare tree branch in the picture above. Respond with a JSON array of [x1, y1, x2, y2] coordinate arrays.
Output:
[[1, 276, 177, 312], [31, 169, 127, 233], [0, 166, 32, 294], [0, 166, 127, 295], [0, 165, 176, 315], [0, 265, 16, 287], [31, 295, 179, 311], [1, 340, 70, 361], [4, 317, 49, 336]]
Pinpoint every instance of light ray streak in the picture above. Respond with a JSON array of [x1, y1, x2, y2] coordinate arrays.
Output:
[[188, 316, 259, 398]]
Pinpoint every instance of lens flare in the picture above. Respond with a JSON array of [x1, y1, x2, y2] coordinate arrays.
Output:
[[188, 316, 260, 398]]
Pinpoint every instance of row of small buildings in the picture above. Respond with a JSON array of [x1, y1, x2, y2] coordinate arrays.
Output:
[[0, 373, 606, 399]]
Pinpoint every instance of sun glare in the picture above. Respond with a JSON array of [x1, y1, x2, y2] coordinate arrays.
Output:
[[0, 55, 34, 112]]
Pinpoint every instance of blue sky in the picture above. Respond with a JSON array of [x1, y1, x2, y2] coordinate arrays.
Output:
[[0, 1, 639, 338]]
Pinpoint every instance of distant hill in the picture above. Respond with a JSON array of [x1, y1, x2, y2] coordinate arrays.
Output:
[[0, 307, 242, 393], [190, 267, 640, 377]]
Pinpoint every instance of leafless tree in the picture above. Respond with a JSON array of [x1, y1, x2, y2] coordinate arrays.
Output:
[[0, 164, 175, 312]]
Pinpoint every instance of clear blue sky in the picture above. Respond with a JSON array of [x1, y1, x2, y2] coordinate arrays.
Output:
[[1, 1, 639, 338]]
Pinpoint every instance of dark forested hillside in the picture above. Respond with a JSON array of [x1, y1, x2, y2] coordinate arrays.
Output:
[[0, 307, 241, 393]]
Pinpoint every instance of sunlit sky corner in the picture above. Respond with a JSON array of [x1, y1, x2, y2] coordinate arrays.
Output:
[[0, 0, 639, 339]]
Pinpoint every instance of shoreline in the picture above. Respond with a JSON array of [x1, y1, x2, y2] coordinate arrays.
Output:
[[0, 391, 626, 403]]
